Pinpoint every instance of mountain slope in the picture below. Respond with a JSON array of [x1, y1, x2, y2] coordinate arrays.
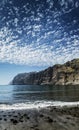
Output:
[[12, 59, 79, 85]]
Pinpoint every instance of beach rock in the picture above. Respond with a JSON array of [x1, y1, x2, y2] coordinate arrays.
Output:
[[11, 59, 79, 85]]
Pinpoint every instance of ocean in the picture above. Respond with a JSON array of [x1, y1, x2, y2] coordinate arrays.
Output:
[[0, 85, 79, 110]]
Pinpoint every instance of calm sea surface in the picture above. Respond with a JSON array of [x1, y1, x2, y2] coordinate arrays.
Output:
[[0, 85, 79, 105]]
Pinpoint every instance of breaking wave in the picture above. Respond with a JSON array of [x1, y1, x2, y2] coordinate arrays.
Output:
[[0, 101, 79, 110]]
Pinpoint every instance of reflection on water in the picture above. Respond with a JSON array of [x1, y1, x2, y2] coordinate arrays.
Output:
[[0, 85, 79, 104]]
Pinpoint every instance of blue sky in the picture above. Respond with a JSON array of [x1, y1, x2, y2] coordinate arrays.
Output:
[[0, 62, 46, 84], [0, 0, 79, 84]]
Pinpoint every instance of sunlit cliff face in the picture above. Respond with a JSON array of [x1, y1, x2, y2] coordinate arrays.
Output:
[[0, 0, 79, 66]]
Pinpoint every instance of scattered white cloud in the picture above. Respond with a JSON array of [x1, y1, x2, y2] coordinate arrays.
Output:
[[0, 25, 79, 67], [0, 0, 79, 67]]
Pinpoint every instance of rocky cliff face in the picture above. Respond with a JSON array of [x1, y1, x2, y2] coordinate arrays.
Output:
[[12, 59, 79, 85]]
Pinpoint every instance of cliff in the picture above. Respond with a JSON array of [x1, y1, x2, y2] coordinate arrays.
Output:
[[12, 59, 79, 85]]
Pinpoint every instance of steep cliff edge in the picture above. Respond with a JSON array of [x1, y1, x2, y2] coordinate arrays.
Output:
[[12, 59, 79, 85]]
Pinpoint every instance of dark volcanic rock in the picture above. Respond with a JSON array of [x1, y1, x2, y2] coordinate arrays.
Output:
[[11, 59, 79, 85]]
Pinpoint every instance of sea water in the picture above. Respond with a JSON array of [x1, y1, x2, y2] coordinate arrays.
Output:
[[0, 85, 79, 110]]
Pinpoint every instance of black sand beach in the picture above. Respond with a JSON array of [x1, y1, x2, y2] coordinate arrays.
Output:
[[0, 105, 79, 130]]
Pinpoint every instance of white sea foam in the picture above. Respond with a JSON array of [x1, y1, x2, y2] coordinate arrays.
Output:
[[0, 101, 79, 110]]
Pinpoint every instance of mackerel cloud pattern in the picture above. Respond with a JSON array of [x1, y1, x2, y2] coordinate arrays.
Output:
[[0, 0, 79, 66]]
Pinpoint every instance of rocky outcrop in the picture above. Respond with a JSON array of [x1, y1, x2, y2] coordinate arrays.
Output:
[[12, 59, 79, 85]]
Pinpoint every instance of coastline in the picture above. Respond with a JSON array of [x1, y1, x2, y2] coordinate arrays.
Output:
[[0, 104, 79, 130]]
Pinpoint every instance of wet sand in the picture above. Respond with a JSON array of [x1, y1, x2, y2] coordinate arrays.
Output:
[[0, 106, 79, 130]]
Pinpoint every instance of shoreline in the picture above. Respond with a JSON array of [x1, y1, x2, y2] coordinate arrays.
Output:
[[0, 105, 79, 130], [0, 100, 79, 110]]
